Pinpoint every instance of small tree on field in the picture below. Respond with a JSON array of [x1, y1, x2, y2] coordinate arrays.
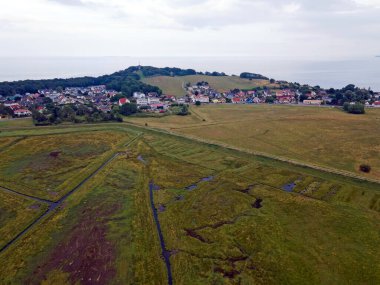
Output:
[[343, 102, 365, 114], [359, 164, 371, 173], [195, 101, 201, 106]]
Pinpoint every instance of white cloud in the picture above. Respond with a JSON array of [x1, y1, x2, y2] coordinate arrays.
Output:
[[0, 0, 378, 57], [282, 2, 301, 13], [353, 0, 380, 8]]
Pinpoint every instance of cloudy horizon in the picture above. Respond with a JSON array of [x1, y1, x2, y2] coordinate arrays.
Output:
[[1, 0, 380, 58]]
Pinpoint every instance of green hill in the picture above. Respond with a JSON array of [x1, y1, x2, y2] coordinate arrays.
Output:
[[142, 75, 277, 97]]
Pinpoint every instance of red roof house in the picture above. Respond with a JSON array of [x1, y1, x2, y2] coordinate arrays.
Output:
[[119, 98, 130, 106]]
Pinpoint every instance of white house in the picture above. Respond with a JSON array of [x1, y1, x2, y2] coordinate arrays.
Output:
[[177, 98, 187, 104], [191, 95, 209, 103], [136, 98, 148, 106], [14, 109, 32, 117], [148, 97, 161, 105], [133, 92, 146, 99]]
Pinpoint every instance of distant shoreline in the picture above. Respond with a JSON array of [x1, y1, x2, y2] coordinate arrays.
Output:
[[0, 57, 379, 90]]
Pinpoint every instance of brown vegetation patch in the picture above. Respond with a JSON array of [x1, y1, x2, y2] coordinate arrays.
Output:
[[29, 204, 121, 285], [49, 151, 61, 158]]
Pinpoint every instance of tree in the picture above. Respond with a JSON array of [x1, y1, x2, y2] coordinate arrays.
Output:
[[119, 103, 137, 116], [265, 96, 275, 104], [195, 101, 201, 106], [177, 105, 189, 116], [343, 102, 365, 114], [0, 104, 14, 117]]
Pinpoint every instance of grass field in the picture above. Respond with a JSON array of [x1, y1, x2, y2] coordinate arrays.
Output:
[[0, 191, 48, 250], [0, 124, 379, 284], [142, 75, 276, 96], [125, 104, 380, 180], [0, 130, 129, 200], [0, 118, 34, 129]]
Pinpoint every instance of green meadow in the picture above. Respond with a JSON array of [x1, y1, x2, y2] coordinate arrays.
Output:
[[142, 75, 277, 96], [0, 122, 379, 284]]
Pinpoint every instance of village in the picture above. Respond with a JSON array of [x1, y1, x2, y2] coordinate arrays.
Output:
[[1, 81, 380, 119]]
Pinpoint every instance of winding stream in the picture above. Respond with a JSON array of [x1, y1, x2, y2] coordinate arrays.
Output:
[[149, 181, 173, 285]]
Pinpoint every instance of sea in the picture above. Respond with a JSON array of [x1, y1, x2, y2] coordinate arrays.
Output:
[[0, 56, 379, 91]]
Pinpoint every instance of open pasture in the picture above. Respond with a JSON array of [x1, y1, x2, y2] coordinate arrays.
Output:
[[126, 104, 380, 180], [142, 75, 275, 96]]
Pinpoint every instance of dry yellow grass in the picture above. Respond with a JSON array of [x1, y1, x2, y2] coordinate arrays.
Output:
[[125, 105, 380, 179]]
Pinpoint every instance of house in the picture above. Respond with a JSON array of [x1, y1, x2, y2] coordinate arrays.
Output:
[[136, 98, 148, 106], [253, 97, 261, 104], [119, 98, 130, 106], [192, 95, 209, 103], [14, 109, 32, 117], [276, 96, 293, 104], [148, 97, 161, 105], [177, 97, 187, 104], [133, 92, 146, 99], [374, 101, 380, 107], [36, 106, 45, 113], [150, 104, 167, 110], [303, 100, 323, 105], [4, 102, 21, 110], [232, 97, 242, 104]]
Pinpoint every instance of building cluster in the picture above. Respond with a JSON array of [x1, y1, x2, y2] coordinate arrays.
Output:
[[184, 83, 305, 105], [1, 82, 380, 119], [0, 85, 122, 117], [184, 83, 380, 107]]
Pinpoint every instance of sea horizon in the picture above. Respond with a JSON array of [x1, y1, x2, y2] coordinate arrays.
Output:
[[1, 56, 379, 91]]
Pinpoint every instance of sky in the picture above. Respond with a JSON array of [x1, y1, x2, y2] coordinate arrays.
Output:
[[0, 0, 379, 58]]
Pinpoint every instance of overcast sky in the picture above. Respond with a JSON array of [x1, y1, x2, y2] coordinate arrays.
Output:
[[0, 0, 379, 58]]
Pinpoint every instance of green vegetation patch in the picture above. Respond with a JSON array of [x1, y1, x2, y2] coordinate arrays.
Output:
[[0, 191, 48, 250], [0, 130, 129, 200], [0, 125, 379, 285]]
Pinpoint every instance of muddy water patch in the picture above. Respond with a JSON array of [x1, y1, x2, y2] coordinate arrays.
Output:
[[282, 178, 302, 192], [185, 176, 214, 191], [175, 195, 184, 201], [158, 204, 166, 212], [137, 155, 147, 165], [252, 198, 263, 209]]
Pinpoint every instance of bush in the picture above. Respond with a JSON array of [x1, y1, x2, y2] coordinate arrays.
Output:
[[119, 103, 138, 116], [195, 101, 201, 106], [359, 164, 371, 173], [343, 102, 365, 114], [177, 105, 189, 116]]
